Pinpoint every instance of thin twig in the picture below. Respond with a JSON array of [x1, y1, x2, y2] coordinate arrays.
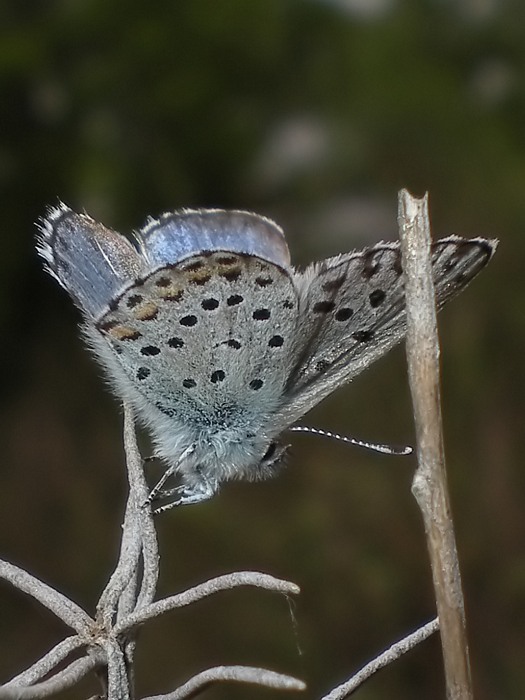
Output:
[[143, 666, 306, 700], [124, 639, 137, 700], [96, 406, 143, 624], [96, 519, 143, 627], [106, 641, 131, 700], [0, 653, 104, 699], [115, 508, 141, 622], [98, 402, 159, 625], [118, 567, 140, 627], [0, 559, 92, 634], [398, 189, 473, 700], [122, 402, 158, 610], [3, 635, 86, 687], [320, 617, 439, 699], [115, 572, 300, 634], [1, 403, 304, 699]]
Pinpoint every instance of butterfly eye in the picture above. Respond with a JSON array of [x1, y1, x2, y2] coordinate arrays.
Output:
[[257, 440, 287, 480], [260, 441, 288, 471], [262, 442, 277, 462]]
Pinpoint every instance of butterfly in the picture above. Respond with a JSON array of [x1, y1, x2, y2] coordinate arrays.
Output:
[[37, 203, 496, 507]]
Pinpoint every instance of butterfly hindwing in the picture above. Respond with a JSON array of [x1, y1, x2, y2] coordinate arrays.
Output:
[[95, 252, 299, 425]]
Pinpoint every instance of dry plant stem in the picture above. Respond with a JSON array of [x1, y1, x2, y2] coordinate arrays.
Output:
[[116, 572, 300, 634], [107, 641, 131, 700], [398, 189, 473, 700], [143, 666, 306, 700], [118, 568, 140, 625], [98, 403, 159, 625], [321, 617, 439, 700], [0, 402, 303, 698], [117, 402, 159, 689], [0, 655, 104, 699], [0, 634, 86, 697], [122, 402, 159, 610], [99, 402, 159, 700], [3, 636, 86, 687], [97, 520, 143, 624], [0, 559, 93, 634]]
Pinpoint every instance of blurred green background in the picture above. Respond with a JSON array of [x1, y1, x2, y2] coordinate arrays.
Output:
[[0, 1, 522, 698]]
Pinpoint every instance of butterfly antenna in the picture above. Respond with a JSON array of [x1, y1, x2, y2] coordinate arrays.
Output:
[[289, 426, 412, 456]]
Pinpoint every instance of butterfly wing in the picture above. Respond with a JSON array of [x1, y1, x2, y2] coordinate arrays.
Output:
[[39, 203, 304, 485], [136, 209, 291, 268], [91, 251, 300, 461], [270, 236, 496, 430], [37, 203, 145, 318]]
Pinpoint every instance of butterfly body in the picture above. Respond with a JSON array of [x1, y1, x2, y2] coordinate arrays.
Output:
[[37, 203, 496, 506]]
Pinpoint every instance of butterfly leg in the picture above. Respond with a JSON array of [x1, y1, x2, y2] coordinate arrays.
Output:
[[145, 443, 196, 505], [153, 479, 218, 514]]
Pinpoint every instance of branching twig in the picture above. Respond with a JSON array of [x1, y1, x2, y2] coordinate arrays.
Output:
[[1, 402, 303, 699], [143, 666, 306, 700], [106, 641, 131, 700], [398, 189, 473, 700], [98, 405, 157, 625], [3, 636, 86, 688], [0, 653, 104, 699], [0, 560, 93, 634], [122, 402, 159, 611], [320, 617, 439, 699], [116, 572, 300, 634], [97, 518, 143, 627]]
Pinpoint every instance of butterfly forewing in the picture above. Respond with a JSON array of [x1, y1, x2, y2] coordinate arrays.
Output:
[[272, 236, 495, 428], [292, 243, 405, 385]]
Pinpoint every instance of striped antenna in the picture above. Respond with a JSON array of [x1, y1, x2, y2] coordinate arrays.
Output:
[[289, 426, 412, 456]]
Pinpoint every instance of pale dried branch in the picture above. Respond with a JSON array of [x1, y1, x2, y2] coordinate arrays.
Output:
[[0, 559, 92, 634], [4, 636, 86, 687], [106, 641, 131, 700], [123, 404, 159, 611], [115, 572, 300, 635], [118, 568, 140, 627], [320, 617, 439, 699], [143, 666, 306, 700], [398, 189, 473, 699], [98, 403, 158, 624], [97, 519, 143, 626], [0, 653, 104, 699], [1, 402, 304, 699]]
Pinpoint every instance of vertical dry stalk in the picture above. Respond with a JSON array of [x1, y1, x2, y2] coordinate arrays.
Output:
[[398, 189, 473, 700]]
